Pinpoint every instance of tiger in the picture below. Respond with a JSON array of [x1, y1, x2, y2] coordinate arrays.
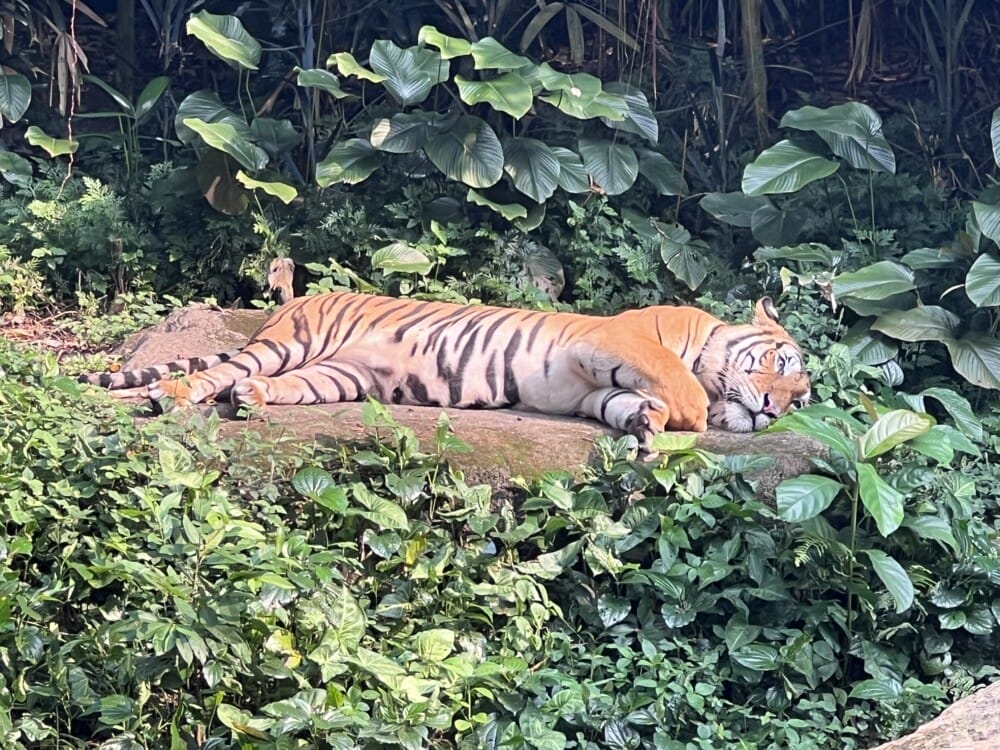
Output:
[[81, 291, 811, 445]]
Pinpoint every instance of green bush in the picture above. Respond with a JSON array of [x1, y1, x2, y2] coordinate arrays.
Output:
[[2, 341, 999, 749]]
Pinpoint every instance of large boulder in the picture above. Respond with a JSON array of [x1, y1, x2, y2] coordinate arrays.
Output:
[[868, 682, 1000, 749], [101, 304, 825, 495]]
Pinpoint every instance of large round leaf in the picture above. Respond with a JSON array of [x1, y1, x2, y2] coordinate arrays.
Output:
[[657, 223, 709, 291], [551, 146, 589, 193], [417, 25, 472, 59], [741, 139, 839, 195], [424, 116, 503, 188], [603, 82, 658, 145], [316, 139, 379, 186], [636, 149, 686, 196], [872, 306, 959, 342], [700, 192, 772, 228], [540, 88, 627, 121], [972, 201, 1000, 245], [296, 68, 350, 99], [503, 137, 560, 203], [456, 72, 533, 118], [578, 138, 637, 195], [186, 11, 261, 70], [235, 171, 297, 204], [175, 90, 248, 146], [370, 112, 449, 154], [328, 52, 387, 83], [944, 334, 1000, 390], [182, 118, 269, 172], [833, 261, 914, 301], [965, 253, 1000, 307], [0, 150, 32, 187], [372, 241, 433, 275], [780, 103, 895, 173], [469, 37, 532, 70], [369, 40, 449, 106], [0, 72, 31, 123]]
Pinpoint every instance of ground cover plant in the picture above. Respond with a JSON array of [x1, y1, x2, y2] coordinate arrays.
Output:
[[2, 329, 999, 749]]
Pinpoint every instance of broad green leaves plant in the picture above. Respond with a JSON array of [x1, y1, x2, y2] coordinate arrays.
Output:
[[311, 25, 679, 218]]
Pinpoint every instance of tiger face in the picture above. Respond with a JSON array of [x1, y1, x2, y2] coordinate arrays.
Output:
[[697, 299, 811, 432]]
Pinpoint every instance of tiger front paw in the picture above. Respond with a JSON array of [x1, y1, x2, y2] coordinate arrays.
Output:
[[625, 397, 669, 450], [660, 377, 709, 432]]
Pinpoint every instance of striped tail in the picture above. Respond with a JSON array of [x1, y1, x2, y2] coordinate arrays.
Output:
[[80, 350, 241, 389]]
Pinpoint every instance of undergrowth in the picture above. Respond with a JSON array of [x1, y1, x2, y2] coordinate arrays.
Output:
[[1, 340, 999, 749]]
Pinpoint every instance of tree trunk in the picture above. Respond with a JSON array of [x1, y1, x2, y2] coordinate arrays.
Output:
[[739, 0, 768, 148]]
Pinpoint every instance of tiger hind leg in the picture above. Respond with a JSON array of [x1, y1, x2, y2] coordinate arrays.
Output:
[[230, 361, 376, 408]]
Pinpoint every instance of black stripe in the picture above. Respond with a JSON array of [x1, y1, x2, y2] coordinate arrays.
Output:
[[502, 329, 522, 404], [526, 315, 547, 352]]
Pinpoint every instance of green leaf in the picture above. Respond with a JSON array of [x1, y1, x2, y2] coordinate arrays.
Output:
[[412, 628, 455, 661], [901, 245, 970, 270], [864, 549, 914, 612], [371, 241, 433, 275], [741, 139, 839, 195], [657, 223, 709, 291], [597, 594, 631, 627], [327, 52, 387, 83], [849, 677, 902, 700], [578, 138, 637, 196], [182, 118, 269, 172], [872, 306, 959, 342], [973, 201, 1000, 244], [843, 320, 898, 365], [25, 126, 78, 157], [293, 468, 336, 498], [0, 150, 33, 187], [135, 76, 169, 123], [919, 387, 982, 441], [768, 408, 859, 462], [235, 171, 297, 204], [424, 116, 503, 188], [539, 87, 628, 121], [833, 261, 915, 301], [965, 253, 1000, 307], [467, 188, 528, 220], [503, 137, 560, 203], [316, 139, 379, 186], [470, 37, 533, 70], [730, 644, 780, 671], [700, 192, 772, 228], [370, 40, 449, 106], [857, 463, 905, 537], [0, 72, 31, 123], [943, 334, 1000, 390], [186, 11, 261, 70], [456, 72, 533, 118], [417, 25, 472, 59], [174, 90, 247, 146], [551, 146, 589, 193], [370, 112, 448, 153], [775, 475, 842, 522], [992, 105, 1000, 167], [780, 102, 895, 173], [648, 433, 698, 452], [859, 409, 933, 459], [296, 68, 350, 98], [637, 149, 687, 196], [603, 83, 658, 145], [750, 204, 803, 247]]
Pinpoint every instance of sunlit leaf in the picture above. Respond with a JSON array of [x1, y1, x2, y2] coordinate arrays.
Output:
[[371, 241, 433, 275], [417, 25, 472, 59], [235, 171, 297, 204], [370, 112, 449, 153], [296, 68, 350, 98], [25, 126, 78, 157], [456, 72, 533, 118], [316, 139, 379, 186], [186, 11, 261, 70], [965, 253, 1000, 307], [833, 261, 914, 301], [327, 51, 387, 83], [182, 118, 269, 172], [780, 102, 895, 173], [776, 475, 842, 522], [370, 40, 449, 106], [741, 139, 839, 195], [857, 463, 904, 537], [858, 409, 933, 459], [470, 37, 532, 70]]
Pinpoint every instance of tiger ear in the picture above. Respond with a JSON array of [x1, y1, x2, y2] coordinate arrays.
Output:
[[752, 297, 782, 328]]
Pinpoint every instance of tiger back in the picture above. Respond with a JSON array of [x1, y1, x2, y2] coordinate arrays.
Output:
[[82, 292, 810, 445]]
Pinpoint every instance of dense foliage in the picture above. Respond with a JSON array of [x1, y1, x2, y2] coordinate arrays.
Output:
[[2, 1, 1000, 747], [2, 337, 999, 749]]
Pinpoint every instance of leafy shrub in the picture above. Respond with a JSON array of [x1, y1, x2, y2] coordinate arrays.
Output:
[[2, 341, 999, 748]]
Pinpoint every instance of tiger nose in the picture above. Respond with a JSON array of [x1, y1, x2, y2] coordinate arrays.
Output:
[[762, 393, 781, 417]]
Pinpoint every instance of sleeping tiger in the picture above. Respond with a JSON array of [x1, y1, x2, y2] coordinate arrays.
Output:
[[82, 292, 810, 445]]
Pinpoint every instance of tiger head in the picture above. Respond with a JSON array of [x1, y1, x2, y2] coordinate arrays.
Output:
[[697, 298, 811, 432]]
